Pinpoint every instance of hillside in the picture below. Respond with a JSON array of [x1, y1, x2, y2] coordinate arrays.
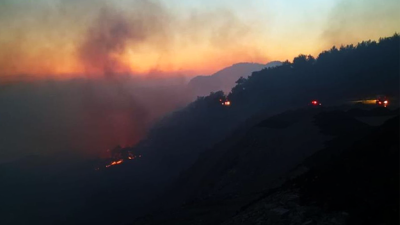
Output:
[[127, 34, 399, 224], [132, 34, 399, 185], [131, 107, 399, 225], [224, 114, 399, 225]]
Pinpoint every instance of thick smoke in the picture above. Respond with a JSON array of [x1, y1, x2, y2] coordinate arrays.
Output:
[[0, 0, 263, 77], [78, 1, 172, 76]]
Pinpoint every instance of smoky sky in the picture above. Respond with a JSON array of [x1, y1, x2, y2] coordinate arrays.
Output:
[[0, 0, 263, 77], [78, 1, 172, 76], [320, 0, 400, 48]]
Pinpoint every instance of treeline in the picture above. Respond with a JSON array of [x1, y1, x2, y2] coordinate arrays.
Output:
[[134, 33, 400, 181], [229, 34, 399, 113]]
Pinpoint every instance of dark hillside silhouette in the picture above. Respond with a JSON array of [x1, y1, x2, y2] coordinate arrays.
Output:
[[134, 34, 399, 180], [229, 34, 399, 113], [293, 116, 399, 225], [126, 34, 399, 224], [131, 107, 399, 225]]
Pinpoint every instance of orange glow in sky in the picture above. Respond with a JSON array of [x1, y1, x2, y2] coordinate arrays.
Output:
[[0, 0, 398, 81]]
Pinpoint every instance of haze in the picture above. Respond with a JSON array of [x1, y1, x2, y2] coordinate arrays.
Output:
[[0, 0, 399, 79]]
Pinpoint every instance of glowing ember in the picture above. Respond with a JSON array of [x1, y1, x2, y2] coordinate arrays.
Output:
[[105, 159, 124, 168], [94, 145, 144, 170], [95, 147, 143, 170]]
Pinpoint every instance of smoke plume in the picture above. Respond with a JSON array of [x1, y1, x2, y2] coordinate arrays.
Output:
[[78, 1, 172, 76]]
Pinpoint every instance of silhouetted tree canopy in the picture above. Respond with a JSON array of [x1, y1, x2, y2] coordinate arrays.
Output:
[[228, 33, 399, 111], [135, 33, 400, 179]]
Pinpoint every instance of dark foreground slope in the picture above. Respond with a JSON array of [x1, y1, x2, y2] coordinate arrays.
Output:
[[301, 117, 399, 225], [224, 114, 399, 225], [131, 107, 399, 225]]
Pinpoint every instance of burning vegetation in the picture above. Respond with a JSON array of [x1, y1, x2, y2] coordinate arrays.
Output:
[[96, 145, 142, 170]]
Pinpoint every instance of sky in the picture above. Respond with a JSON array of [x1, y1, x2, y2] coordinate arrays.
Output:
[[0, 0, 399, 80]]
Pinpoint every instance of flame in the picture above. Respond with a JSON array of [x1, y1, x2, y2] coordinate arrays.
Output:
[[105, 159, 124, 168], [93, 144, 145, 170], [96, 147, 142, 170]]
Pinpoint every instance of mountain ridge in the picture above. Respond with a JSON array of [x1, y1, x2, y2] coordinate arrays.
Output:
[[188, 61, 282, 96]]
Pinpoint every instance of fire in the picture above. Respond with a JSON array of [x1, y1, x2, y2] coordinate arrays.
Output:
[[95, 146, 142, 170], [105, 159, 124, 168], [351, 99, 378, 105]]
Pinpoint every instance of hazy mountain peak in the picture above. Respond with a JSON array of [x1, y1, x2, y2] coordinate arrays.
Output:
[[189, 61, 282, 97]]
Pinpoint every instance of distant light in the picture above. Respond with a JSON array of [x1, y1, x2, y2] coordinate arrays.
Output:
[[384, 100, 388, 104]]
